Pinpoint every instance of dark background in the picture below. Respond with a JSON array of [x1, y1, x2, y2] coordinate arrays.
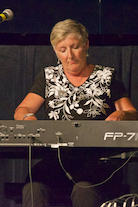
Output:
[[0, 1, 138, 207], [0, 0, 138, 45], [1, 0, 138, 34]]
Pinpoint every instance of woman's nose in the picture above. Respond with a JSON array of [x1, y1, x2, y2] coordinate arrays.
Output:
[[68, 48, 73, 58]]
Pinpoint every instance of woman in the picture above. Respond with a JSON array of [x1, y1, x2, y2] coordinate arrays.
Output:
[[14, 19, 138, 207]]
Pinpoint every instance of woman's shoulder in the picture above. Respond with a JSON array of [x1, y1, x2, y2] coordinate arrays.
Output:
[[44, 64, 63, 80], [44, 64, 62, 71], [94, 64, 114, 71]]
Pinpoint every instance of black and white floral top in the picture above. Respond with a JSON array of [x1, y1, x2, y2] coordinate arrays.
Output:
[[30, 64, 128, 120]]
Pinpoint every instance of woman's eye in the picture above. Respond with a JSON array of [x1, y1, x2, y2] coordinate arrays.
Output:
[[73, 45, 79, 49], [60, 48, 66, 52]]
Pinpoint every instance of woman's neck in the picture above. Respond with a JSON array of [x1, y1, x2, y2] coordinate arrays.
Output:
[[64, 64, 95, 87]]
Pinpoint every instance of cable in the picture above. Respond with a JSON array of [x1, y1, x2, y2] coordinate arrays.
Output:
[[29, 139, 33, 207], [57, 146, 138, 189], [89, 150, 138, 188], [57, 145, 73, 181]]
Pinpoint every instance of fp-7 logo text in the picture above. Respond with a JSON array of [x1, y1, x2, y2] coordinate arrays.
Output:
[[104, 132, 138, 141]]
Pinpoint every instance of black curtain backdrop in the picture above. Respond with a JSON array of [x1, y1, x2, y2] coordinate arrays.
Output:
[[0, 45, 138, 120], [0, 45, 138, 207]]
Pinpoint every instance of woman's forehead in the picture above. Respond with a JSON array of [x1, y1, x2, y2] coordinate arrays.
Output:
[[56, 34, 82, 47]]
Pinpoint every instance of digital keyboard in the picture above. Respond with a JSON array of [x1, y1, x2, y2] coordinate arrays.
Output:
[[0, 120, 138, 148]]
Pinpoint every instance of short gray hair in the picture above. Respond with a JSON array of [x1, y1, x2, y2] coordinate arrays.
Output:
[[50, 19, 89, 47]]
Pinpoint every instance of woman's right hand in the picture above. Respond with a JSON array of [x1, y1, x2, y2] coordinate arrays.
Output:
[[14, 93, 45, 120]]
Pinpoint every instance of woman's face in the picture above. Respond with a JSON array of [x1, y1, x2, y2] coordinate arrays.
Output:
[[55, 34, 89, 76]]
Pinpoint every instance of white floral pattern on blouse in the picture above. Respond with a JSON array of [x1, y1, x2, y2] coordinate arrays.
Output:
[[45, 64, 114, 120]]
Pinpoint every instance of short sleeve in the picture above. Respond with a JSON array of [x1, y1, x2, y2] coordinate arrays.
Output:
[[29, 69, 45, 98], [111, 72, 128, 102]]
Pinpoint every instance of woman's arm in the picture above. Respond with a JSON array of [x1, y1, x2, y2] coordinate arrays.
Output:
[[105, 97, 138, 121], [14, 93, 45, 120]]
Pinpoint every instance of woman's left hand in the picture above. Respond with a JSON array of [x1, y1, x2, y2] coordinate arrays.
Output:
[[105, 97, 138, 121], [105, 110, 131, 121]]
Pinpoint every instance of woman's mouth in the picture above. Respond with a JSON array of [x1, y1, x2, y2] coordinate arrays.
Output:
[[69, 61, 76, 64]]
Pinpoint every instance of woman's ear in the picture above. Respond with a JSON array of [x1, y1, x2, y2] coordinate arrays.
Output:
[[86, 39, 89, 50], [53, 46, 56, 53], [53, 47, 60, 64], [53, 47, 58, 58]]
